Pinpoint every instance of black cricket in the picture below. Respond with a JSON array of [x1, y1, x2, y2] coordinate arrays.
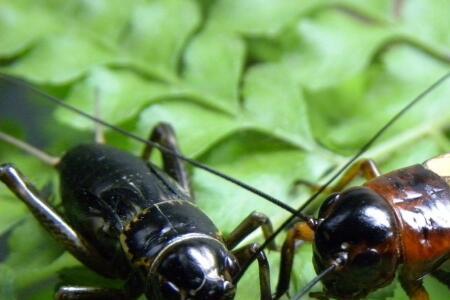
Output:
[[1, 72, 448, 300], [0, 121, 279, 300]]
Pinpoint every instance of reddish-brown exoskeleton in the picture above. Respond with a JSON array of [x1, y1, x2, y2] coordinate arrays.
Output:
[[275, 154, 450, 300]]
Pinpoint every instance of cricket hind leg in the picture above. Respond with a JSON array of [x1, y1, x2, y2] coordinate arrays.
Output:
[[141, 122, 192, 196], [431, 269, 450, 289], [224, 211, 277, 251], [399, 270, 430, 300], [55, 264, 145, 300], [55, 286, 129, 300], [0, 163, 117, 278], [291, 159, 381, 194]]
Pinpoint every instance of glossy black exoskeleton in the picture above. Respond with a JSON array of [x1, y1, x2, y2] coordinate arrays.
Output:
[[0, 122, 277, 300]]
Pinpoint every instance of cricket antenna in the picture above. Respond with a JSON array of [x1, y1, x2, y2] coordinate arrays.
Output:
[[0, 131, 60, 166], [0, 74, 311, 220], [233, 71, 450, 281], [292, 264, 337, 300], [93, 87, 106, 144]]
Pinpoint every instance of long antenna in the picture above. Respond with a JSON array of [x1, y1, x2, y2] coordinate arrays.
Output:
[[292, 264, 336, 300], [94, 87, 105, 144], [0, 74, 310, 220], [0, 131, 60, 166], [233, 71, 450, 281]]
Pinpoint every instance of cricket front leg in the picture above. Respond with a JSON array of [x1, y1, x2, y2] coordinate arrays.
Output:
[[233, 243, 272, 300], [274, 222, 315, 300], [399, 271, 429, 300]]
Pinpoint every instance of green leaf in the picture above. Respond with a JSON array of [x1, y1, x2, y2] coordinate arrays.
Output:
[[208, 0, 308, 36], [55, 67, 185, 129], [0, 197, 25, 235], [119, 0, 200, 80], [5, 217, 63, 272], [2, 33, 115, 84], [338, 0, 393, 18], [182, 30, 245, 113], [400, 0, 450, 48], [0, 265, 15, 300], [388, 276, 449, 300], [0, 1, 449, 300], [194, 132, 334, 233], [58, 0, 134, 43], [138, 101, 239, 157], [242, 63, 315, 150], [0, 152, 55, 235], [282, 10, 391, 89], [306, 45, 450, 155], [0, 2, 56, 58]]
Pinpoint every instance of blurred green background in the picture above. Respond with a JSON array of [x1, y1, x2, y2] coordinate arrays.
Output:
[[0, 0, 449, 299]]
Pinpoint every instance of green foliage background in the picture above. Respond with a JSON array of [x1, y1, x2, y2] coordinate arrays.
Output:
[[0, 0, 449, 299]]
